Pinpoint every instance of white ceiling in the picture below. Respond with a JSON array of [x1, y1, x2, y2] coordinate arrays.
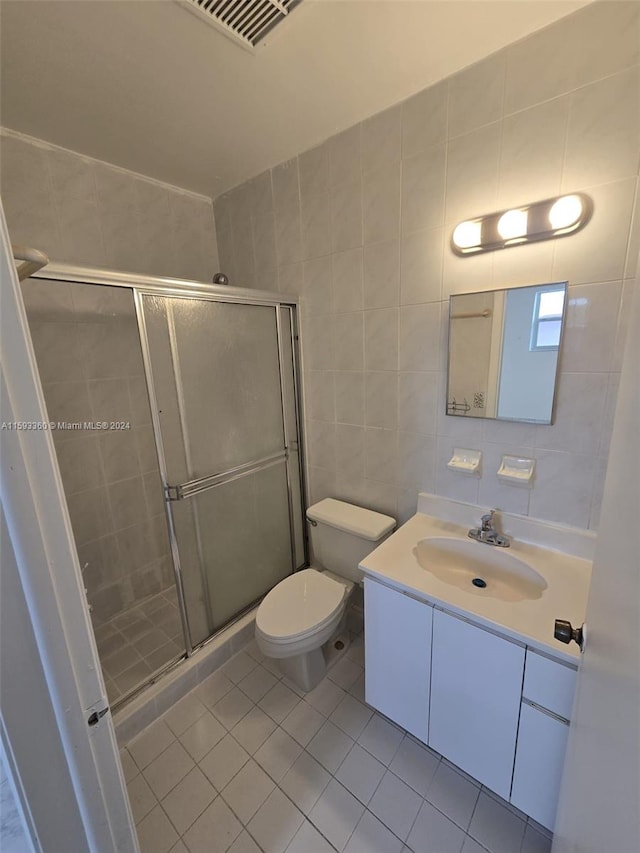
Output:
[[0, 0, 590, 198]]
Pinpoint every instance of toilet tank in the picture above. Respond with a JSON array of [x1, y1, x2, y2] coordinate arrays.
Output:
[[306, 499, 396, 583]]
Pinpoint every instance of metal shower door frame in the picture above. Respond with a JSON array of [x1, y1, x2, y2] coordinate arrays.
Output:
[[276, 303, 307, 577], [133, 286, 308, 658], [29, 262, 308, 698]]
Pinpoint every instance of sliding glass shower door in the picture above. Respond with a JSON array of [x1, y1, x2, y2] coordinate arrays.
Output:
[[137, 292, 306, 649]]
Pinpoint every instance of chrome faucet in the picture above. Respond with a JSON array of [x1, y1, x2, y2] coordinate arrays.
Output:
[[468, 509, 511, 547]]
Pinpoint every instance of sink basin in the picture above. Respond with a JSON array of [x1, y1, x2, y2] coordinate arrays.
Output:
[[413, 537, 547, 602]]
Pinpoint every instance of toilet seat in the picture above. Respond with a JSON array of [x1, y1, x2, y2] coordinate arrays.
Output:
[[254, 497, 394, 691], [256, 568, 346, 644]]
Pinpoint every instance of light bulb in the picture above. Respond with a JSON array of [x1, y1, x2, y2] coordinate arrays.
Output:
[[549, 195, 583, 230], [497, 209, 528, 240], [452, 220, 481, 250]]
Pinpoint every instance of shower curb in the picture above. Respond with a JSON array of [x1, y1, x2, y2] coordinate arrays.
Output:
[[113, 610, 256, 745]]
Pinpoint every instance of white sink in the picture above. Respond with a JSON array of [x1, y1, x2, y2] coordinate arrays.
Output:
[[413, 537, 547, 602]]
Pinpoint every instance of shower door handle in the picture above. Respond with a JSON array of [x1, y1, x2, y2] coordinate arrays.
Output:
[[165, 450, 288, 501]]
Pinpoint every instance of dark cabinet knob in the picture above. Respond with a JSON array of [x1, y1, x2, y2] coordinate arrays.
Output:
[[554, 619, 584, 651]]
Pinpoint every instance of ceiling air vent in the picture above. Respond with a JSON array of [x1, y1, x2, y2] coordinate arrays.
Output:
[[179, 0, 304, 51]]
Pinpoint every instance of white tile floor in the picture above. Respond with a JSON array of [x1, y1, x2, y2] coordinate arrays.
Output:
[[123, 631, 553, 853]]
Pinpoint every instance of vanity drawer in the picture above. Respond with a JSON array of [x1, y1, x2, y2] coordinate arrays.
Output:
[[523, 650, 577, 721], [511, 702, 569, 830]]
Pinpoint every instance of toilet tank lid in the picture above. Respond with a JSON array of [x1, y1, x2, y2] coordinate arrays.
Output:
[[306, 499, 395, 541]]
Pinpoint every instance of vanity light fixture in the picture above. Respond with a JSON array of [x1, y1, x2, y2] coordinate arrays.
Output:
[[548, 194, 584, 230], [451, 193, 592, 256], [497, 208, 528, 241], [452, 220, 482, 251]]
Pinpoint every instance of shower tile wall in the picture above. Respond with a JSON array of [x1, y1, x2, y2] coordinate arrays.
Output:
[[21, 280, 181, 699], [0, 128, 219, 281], [215, 0, 640, 531], [2, 127, 223, 700]]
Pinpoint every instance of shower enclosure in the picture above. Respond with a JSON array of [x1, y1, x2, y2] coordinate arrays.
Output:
[[22, 266, 307, 707]]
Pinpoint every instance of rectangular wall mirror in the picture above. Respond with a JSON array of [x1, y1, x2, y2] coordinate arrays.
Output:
[[447, 281, 567, 424]]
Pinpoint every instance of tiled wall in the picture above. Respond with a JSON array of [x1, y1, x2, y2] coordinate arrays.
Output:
[[0, 129, 219, 281], [214, 0, 640, 531], [22, 279, 173, 624], [1, 129, 223, 623], [0, 746, 29, 853]]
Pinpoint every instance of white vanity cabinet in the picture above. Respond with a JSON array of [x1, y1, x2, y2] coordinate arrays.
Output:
[[364, 579, 432, 742], [429, 609, 525, 799], [363, 576, 579, 827], [510, 651, 577, 830]]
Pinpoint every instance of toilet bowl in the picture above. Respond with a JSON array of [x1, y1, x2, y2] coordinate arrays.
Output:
[[255, 568, 353, 690], [255, 499, 395, 692]]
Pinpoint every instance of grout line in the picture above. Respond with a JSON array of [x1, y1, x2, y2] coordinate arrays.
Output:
[[502, 61, 640, 124], [128, 635, 551, 853], [620, 175, 639, 287], [0, 127, 214, 203]]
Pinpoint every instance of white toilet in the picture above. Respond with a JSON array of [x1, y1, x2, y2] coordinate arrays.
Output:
[[255, 498, 395, 691]]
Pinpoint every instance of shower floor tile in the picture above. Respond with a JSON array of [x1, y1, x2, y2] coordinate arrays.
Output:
[[123, 618, 553, 853], [93, 588, 184, 704]]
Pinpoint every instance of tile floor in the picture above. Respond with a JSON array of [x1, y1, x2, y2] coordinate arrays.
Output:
[[94, 586, 184, 704], [122, 631, 553, 853]]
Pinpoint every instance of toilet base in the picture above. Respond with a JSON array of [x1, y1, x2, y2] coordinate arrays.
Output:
[[276, 646, 327, 692], [273, 614, 351, 692]]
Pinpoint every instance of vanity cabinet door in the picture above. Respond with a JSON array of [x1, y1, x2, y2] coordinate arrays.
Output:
[[364, 579, 432, 743], [511, 702, 570, 831], [429, 609, 525, 799], [523, 650, 577, 721]]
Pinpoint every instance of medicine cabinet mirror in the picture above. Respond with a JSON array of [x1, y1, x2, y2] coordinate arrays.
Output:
[[447, 282, 567, 424]]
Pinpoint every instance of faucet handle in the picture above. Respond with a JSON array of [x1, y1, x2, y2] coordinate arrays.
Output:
[[480, 509, 495, 530]]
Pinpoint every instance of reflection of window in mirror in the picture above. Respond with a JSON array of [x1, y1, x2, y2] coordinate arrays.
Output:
[[530, 286, 565, 351], [447, 282, 567, 425]]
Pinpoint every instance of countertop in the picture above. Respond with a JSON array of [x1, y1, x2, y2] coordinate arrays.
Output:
[[360, 512, 592, 664]]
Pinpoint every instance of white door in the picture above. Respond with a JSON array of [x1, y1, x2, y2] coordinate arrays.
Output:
[[364, 579, 432, 742], [552, 267, 640, 851], [429, 609, 524, 799], [0, 205, 138, 850]]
